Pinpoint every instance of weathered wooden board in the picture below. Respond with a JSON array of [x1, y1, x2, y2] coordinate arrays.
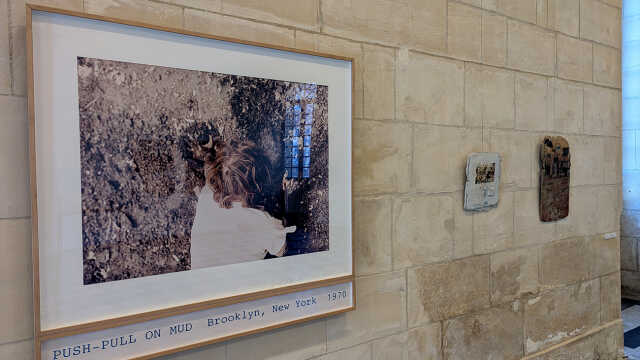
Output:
[[539, 136, 570, 222], [464, 153, 501, 211]]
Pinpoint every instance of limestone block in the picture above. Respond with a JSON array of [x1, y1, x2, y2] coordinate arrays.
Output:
[[557, 35, 593, 83], [0, 339, 32, 360], [584, 85, 620, 137], [9, 24, 25, 96], [452, 191, 473, 260], [589, 234, 620, 278], [516, 73, 552, 131], [472, 190, 514, 254], [526, 323, 618, 359], [622, 210, 640, 237], [396, 50, 464, 125], [595, 185, 619, 235], [551, 79, 583, 134], [363, 45, 395, 121], [372, 333, 408, 360], [569, 135, 604, 186], [540, 237, 589, 287], [353, 121, 411, 195], [603, 137, 620, 185], [221, 0, 319, 31], [156, 342, 225, 359], [465, 63, 515, 129], [524, 280, 600, 354], [487, 0, 537, 24], [393, 195, 454, 269], [491, 248, 539, 304], [0, 0, 10, 95], [354, 197, 392, 275], [327, 272, 406, 351], [85, 0, 183, 28], [507, 20, 555, 76], [459, 0, 481, 6], [593, 44, 621, 88], [413, 125, 482, 193], [555, 187, 598, 239], [447, 2, 482, 62], [486, 130, 536, 189], [226, 320, 325, 359], [0, 96, 29, 218], [620, 236, 637, 271], [0, 219, 32, 344], [407, 256, 490, 326], [407, 323, 441, 360], [443, 302, 524, 359], [319, 343, 371, 360], [600, 272, 621, 323], [515, 189, 556, 247], [548, 0, 579, 36], [580, 0, 620, 48], [293, 31, 364, 118], [482, 13, 507, 67], [536, 0, 547, 27], [165, 0, 221, 12], [320, 0, 446, 53], [601, 0, 621, 7], [184, 9, 294, 48]]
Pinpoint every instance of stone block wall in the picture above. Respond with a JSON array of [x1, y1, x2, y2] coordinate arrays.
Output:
[[0, 0, 622, 359]]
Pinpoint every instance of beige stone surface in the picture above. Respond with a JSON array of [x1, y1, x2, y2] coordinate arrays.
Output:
[[584, 85, 620, 137], [318, 343, 371, 360], [620, 236, 638, 271], [0, 219, 32, 344], [515, 73, 551, 131], [372, 333, 407, 360], [601, 0, 621, 7], [590, 234, 619, 278], [164, 0, 221, 12], [407, 256, 490, 326], [220, 0, 319, 30], [473, 190, 514, 254], [515, 189, 556, 246], [0, 339, 32, 360], [491, 248, 539, 304], [465, 63, 515, 129], [452, 191, 473, 260], [413, 125, 482, 193], [548, 0, 579, 36], [557, 35, 593, 83], [580, 0, 621, 48], [320, 0, 446, 53], [0, 0, 10, 95], [570, 135, 605, 186], [442, 302, 524, 359], [184, 9, 295, 47], [447, 2, 481, 62], [507, 20, 555, 76], [393, 195, 453, 268], [353, 121, 411, 194], [603, 136, 620, 185], [354, 197, 392, 275], [326, 272, 406, 351], [488, 0, 537, 24], [540, 237, 590, 287], [536, 0, 547, 27], [226, 319, 325, 359], [0, 96, 29, 218], [407, 323, 441, 360], [10, 0, 83, 26], [596, 185, 619, 234], [486, 130, 535, 189], [524, 280, 600, 354], [593, 44, 621, 88], [600, 272, 621, 323], [482, 13, 507, 67], [85, 0, 183, 27], [156, 343, 225, 359], [397, 50, 464, 125], [9, 24, 25, 96], [363, 45, 395, 121], [527, 322, 621, 359], [551, 79, 583, 134], [459, 0, 481, 6], [555, 187, 598, 239], [294, 31, 364, 118]]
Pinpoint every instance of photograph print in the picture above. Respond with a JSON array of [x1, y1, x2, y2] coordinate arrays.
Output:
[[77, 57, 329, 285]]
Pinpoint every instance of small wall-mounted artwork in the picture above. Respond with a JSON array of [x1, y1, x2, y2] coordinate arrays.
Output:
[[539, 136, 571, 222], [464, 153, 501, 211]]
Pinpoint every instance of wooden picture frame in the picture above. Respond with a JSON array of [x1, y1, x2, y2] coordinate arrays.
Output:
[[27, 4, 355, 359]]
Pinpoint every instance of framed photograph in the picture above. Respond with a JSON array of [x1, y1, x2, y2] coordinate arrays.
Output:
[[27, 5, 353, 359]]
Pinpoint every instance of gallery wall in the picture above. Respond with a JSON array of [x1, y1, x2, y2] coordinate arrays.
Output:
[[0, 0, 622, 359]]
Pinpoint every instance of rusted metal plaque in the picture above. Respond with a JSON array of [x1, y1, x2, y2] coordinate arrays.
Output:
[[539, 136, 570, 222]]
